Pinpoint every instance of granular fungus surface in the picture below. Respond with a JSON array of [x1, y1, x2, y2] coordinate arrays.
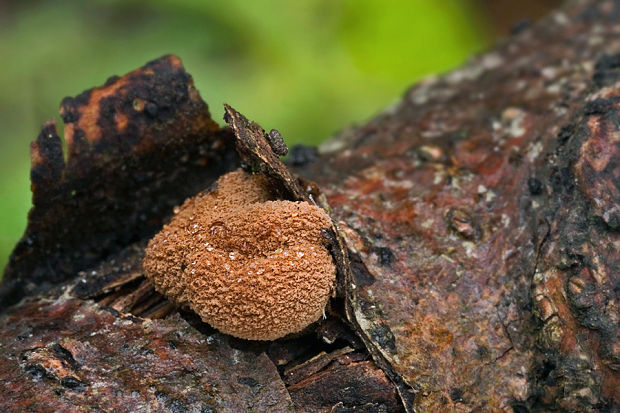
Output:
[[143, 170, 336, 340]]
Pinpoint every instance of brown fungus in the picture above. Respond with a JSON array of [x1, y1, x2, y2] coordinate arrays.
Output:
[[143, 170, 336, 340]]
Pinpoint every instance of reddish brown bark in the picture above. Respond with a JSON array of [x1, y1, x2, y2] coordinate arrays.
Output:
[[1, 1, 619, 411]]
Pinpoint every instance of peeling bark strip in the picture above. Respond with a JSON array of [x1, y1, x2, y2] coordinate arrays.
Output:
[[0, 0, 619, 411], [223, 104, 311, 202]]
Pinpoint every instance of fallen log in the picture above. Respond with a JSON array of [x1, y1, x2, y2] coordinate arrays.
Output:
[[0, 1, 618, 411]]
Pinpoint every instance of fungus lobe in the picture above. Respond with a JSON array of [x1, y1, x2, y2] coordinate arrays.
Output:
[[143, 170, 336, 340]]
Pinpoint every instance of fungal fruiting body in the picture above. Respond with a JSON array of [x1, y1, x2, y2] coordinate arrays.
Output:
[[143, 170, 336, 340]]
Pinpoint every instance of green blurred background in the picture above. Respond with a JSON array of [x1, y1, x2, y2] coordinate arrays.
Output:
[[0, 0, 559, 273]]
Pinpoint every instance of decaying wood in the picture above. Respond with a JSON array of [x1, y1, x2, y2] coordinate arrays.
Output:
[[0, 56, 237, 311], [0, 1, 618, 411]]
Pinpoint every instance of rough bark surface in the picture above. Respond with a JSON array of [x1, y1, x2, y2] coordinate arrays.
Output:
[[0, 298, 293, 412], [0, 1, 618, 412], [294, 0, 620, 409]]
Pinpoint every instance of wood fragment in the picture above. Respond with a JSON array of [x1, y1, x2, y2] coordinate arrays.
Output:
[[283, 346, 354, 385]]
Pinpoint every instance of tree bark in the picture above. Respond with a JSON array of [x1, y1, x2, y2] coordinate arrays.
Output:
[[1, 1, 618, 411]]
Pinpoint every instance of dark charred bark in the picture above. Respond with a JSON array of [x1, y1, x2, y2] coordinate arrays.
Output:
[[1, 1, 618, 411]]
